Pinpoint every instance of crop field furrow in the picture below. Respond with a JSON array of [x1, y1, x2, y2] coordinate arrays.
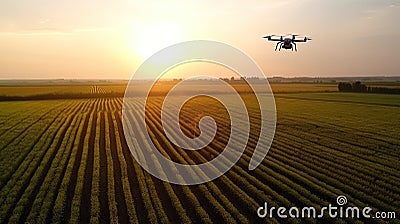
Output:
[[275, 129, 400, 180], [278, 123, 399, 168], [146, 117, 239, 224], [178, 98, 400, 214], [276, 127, 400, 174], [62, 106, 91, 222], [131, 106, 213, 223], [166, 125, 250, 223], [0, 101, 55, 123], [111, 111, 140, 223], [128, 103, 225, 221], [178, 112, 326, 210], [0, 103, 68, 189], [98, 112, 111, 223], [0, 101, 82, 223], [5, 102, 81, 223], [274, 125, 399, 182], [121, 108, 191, 223], [27, 112, 83, 223], [272, 137, 400, 202], [280, 115, 400, 149], [122, 107, 161, 223], [0, 101, 73, 179], [69, 110, 95, 223], [273, 129, 396, 178], [145, 105, 281, 222], [107, 112, 132, 223], [177, 106, 338, 206], [200, 97, 400, 152], [0, 101, 76, 152], [0, 101, 36, 119], [196, 119, 396, 215], [78, 100, 98, 224], [156, 101, 324, 206], [267, 145, 399, 213], [1, 89, 399, 224], [268, 146, 399, 212], [51, 101, 92, 223], [116, 109, 178, 223], [196, 104, 399, 185], [89, 112, 102, 224], [113, 113, 157, 223], [0, 102, 55, 139], [245, 108, 398, 208], [102, 112, 119, 224], [274, 94, 400, 108], [273, 133, 400, 192], [277, 105, 400, 143]]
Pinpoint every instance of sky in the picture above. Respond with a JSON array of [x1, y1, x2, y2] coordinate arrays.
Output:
[[0, 0, 399, 79]]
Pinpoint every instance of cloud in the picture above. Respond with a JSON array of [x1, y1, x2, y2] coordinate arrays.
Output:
[[0, 26, 111, 36], [0, 31, 72, 36], [38, 18, 50, 24]]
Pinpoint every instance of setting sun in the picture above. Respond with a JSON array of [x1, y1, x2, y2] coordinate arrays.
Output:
[[131, 21, 185, 60]]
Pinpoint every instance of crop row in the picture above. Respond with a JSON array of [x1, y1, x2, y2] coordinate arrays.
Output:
[[1, 95, 398, 223]]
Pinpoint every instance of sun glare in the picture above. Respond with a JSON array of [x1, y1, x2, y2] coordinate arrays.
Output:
[[131, 21, 184, 60]]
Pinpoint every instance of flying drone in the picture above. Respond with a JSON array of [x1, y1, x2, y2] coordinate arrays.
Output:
[[263, 34, 311, 51]]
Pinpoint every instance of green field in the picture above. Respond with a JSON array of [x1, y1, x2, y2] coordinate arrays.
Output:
[[0, 82, 338, 98], [0, 83, 399, 223]]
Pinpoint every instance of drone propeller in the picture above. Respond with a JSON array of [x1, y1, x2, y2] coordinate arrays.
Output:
[[304, 37, 312, 41], [263, 34, 278, 38], [285, 34, 299, 40]]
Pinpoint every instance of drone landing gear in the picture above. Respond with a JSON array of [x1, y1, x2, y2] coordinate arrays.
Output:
[[275, 42, 282, 51], [275, 42, 285, 51], [275, 42, 297, 51]]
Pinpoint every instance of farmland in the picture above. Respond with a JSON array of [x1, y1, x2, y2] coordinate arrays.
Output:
[[0, 82, 399, 223], [0, 81, 338, 98]]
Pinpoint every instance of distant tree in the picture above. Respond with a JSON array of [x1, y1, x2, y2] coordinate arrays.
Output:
[[338, 82, 345, 91], [338, 81, 400, 94], [338, 82, 353, 92], [352, 81, 367, 92], [230, 76, 235, 81]]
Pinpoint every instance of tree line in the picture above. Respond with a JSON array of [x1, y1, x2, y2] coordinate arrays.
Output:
[[338, 81, 400, 94]]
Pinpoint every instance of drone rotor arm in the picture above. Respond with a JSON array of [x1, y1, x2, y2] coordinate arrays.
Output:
[[291, 36, 312, 42], [267, 38, 283, 42], [263, 35, 281, 40]]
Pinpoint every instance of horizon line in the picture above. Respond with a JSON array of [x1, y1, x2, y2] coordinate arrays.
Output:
[[1, 74, 400, 81]]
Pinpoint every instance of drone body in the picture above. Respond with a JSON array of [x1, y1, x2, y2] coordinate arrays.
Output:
[[263, 34, 311, 51]]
